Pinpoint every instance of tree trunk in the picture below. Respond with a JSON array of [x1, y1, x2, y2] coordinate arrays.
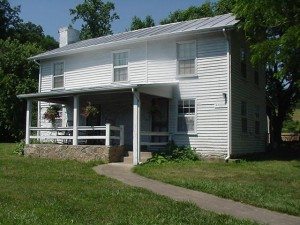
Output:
[[270, 115, 284, 150]]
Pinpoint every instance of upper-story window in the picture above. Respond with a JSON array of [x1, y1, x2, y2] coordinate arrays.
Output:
[[177, 99, 196, 133], [113, 51, 128, 82], [53, 62, 64, 89], [177, 41, 196, 76], [241, 48, 247, 78]]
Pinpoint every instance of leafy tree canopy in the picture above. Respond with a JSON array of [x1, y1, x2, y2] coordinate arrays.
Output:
[[0, 0, 58, 141], [160, 0, 235, 24], [130, 15, 155, 31], [233, 0, 300, 144], [70, 0, 119, 40]]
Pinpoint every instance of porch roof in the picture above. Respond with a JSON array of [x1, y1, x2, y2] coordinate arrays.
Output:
[[17, 82, 178, 100]]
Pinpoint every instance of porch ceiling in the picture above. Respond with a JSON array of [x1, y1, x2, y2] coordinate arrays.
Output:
[[17, 82, 178, 101]]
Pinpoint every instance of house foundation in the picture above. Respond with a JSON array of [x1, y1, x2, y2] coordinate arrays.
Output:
[[24, 144, 126, 162]]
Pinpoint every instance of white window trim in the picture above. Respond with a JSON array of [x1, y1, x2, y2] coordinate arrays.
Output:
[[176, 98, 197, 135], [52, 61, 65, 90], [176, 40, 197, 78], [112, 49, 130, 83]]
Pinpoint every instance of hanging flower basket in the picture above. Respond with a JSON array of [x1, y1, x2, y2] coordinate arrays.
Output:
[[81, 102, 99, 118], [44, 105, 62, 125]]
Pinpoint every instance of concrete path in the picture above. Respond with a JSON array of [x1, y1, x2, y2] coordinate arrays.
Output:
[[93, 163, 300, 225]]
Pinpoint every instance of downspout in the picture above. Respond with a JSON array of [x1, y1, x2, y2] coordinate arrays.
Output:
[[223, 28, 232, 162]]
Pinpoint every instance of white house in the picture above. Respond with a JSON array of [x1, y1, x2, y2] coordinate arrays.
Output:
[[18, 13, 267, 165]]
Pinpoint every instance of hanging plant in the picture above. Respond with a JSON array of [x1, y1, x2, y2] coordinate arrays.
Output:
[[81, 102, 99, 118], [44, 105, 62, 125]]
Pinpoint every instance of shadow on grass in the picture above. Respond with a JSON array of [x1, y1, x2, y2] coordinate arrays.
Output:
[[237, 141, 300, 162]]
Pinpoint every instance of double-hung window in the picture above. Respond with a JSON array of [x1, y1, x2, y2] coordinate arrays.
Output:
[[254, 70, 259, 86], [254, 105, 260, 134], [53, 62, 64, 89], [241, 48, 247, 78], [177, 99, 196, 133], [113, 51, 128, 82], [177, 41, 196, 76], [241, 101, 248, 133]]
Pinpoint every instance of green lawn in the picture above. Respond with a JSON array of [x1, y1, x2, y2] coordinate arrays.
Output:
[[0, 143, 259, 225], [134, 159, 300, 216]]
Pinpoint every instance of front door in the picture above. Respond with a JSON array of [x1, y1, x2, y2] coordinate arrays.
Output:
[[151, 98, 169, 143]]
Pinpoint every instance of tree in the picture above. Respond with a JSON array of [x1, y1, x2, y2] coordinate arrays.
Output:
[[130, 15, 155, 31], [0, 1, 58, 141], [0, 39, 41, 141], [160, 2, 215, 24], [233, 0, 300, 146], [0, 0, 21, 39], [70, 0, 119, 40]]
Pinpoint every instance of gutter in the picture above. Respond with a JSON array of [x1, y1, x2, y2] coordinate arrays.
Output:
[[223, 28, 232, 162]]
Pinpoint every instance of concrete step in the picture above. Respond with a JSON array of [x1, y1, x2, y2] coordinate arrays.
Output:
[[127, 151, 152, 158], [123, 157, 149, 164]]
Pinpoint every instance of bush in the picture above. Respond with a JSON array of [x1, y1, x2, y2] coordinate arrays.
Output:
[[146, 142, 200, 164], [283, 120, 300, 133], [13, 141, 25, 155]]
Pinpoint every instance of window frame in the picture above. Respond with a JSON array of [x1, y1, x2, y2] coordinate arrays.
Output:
[[112, 49, 130, 83], [240, 48, 247, 79], [254, 104, 260, 135], [176, 40, 197, 78], [241, 101, 248, 133], [176, 98, 197, 134], [52, 61, 65, 90]]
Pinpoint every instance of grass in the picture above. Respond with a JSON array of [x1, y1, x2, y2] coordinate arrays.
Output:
[[134, 158, 300, 216], [0, 143, 259, 225]]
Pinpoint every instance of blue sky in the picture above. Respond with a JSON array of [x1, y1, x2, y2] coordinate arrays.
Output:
[[10, 0, 206, 40]]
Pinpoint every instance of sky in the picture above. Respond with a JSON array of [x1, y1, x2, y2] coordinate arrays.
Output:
[[10, 0, 206, 40]]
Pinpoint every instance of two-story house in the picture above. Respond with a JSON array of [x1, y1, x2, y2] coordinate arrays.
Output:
[[18, 13, 267, 165]]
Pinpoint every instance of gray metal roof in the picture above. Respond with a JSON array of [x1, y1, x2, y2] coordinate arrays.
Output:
[[31, 13, 238, 60], [17, 82, 178, 99]]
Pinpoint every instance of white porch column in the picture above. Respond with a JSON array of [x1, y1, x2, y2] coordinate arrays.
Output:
[[73, 95, 79, 145], [25, 99, 32, 145], [132, 90, 141, 165], [105, 123, 111, 146]]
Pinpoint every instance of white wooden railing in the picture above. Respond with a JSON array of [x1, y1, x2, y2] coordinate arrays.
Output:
[[141, 131, 171, 146], [29, 123, 124, 146]]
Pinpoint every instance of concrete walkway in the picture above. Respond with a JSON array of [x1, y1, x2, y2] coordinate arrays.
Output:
[[93, 163, 300, 225]]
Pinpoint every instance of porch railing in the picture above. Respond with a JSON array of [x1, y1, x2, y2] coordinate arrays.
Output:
[[29, 123, 124, 146], [140, 131, 171, 146]]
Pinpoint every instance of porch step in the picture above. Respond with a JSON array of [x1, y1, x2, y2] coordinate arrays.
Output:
[[123, 151, 153, 164]]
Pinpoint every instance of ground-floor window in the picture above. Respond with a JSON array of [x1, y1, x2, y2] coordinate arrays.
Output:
[[177, 99, 195, 133], [241, 101, 247, 133]]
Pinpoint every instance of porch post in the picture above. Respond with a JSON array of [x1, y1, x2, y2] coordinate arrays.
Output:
[[73, 95, 79, 145], [25, 99, 32, 144], [132, 89, 141, 165], [120, 125, 124, 146], [105, 123, 111, 146]]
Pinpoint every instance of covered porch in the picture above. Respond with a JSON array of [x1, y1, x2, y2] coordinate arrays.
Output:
[[18, 83, 176, 165]]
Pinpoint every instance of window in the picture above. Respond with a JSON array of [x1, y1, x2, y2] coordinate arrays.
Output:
[[241, 48, 246, 78], [241, 101, 247, 133], [53, 62, 64, 89], [113, 51, 128, 82], [177, 42, 196, 76], [177, 99, 195, 132], [254, 70, 259, 85], [255, 105, 260, 134]]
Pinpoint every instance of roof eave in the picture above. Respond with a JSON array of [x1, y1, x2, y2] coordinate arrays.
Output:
[[28, 25, 237, 61]]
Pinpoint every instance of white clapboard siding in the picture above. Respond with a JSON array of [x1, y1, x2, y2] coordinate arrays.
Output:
[[40, 63, 52, 92], [230, 30, 267, 155], [168, 33, 229, 157]]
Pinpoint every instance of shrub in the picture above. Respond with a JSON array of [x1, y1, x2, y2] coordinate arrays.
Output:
[[13, 141, 25, 155], [145, 142, 200, 164]]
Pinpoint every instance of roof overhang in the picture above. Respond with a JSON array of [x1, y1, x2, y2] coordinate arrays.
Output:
[[29, 26, 236, 61], [17, 82, 178, 101]]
